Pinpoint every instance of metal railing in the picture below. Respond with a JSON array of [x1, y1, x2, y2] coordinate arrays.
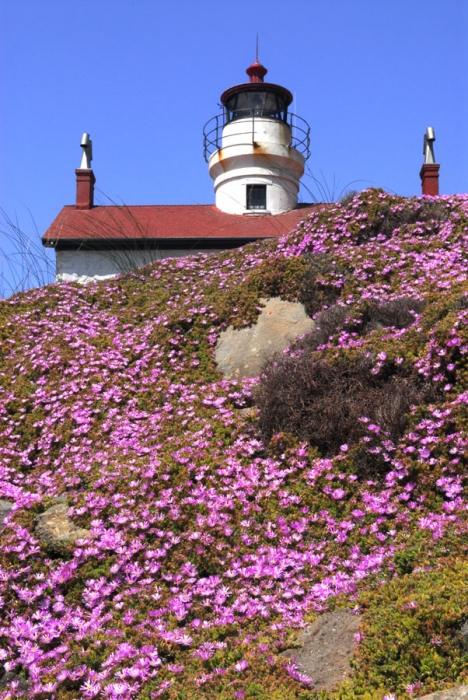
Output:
[[203, 112, 311, 163]]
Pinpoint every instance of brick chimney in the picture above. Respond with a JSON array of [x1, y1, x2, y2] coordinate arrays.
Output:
[[420, 127, 439, 196], [420, 163, 440, 196], [75, 133, 95, 209], [75, 168, 95, 209]]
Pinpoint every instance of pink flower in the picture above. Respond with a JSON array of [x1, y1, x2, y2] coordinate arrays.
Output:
[[234, 659, 248, 672], [406, 681, 423, 695]]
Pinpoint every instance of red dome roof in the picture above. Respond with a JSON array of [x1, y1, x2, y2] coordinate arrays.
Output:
[[220, 61, 292, 107], [246, 60, 268, 83]]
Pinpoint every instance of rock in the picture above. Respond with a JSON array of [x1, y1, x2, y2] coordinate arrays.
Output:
[[458, 619, 468, 649], [280, 609, 362, 691], [0, 670, 30, 693], [215, 297, 313, 379], [51, 495, 68, 504], [418, 687, 468, 700], [34, 504, 90, 548], [236, 406, 257, 418], [0, 501, 13, 530]]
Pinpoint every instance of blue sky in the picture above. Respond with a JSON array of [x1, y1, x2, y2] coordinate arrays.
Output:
[[1, 0, 467, 291]]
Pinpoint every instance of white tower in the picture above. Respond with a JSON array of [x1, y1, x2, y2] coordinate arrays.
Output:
[[203, 59, 310, 215]]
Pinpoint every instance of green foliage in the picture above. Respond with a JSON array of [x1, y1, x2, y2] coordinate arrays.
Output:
[[348, 561, 468, 698]]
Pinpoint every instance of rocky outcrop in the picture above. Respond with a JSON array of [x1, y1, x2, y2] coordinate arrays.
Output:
[[34, 504, 89, 548], [419, 688, 468, 700], [280, 609, 362, 691], [215, 297, 313, 379]]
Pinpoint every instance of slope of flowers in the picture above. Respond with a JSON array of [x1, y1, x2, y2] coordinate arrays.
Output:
[[0, 189, 468, 699]]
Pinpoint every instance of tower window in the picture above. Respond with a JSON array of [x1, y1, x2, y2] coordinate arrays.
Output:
[[246, 184, 266, 210]]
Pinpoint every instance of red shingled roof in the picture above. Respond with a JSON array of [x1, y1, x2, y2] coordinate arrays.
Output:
[[42, 204, 323, 247]]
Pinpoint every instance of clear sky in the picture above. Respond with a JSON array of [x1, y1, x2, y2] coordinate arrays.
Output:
[[1, 0, 467, 291]]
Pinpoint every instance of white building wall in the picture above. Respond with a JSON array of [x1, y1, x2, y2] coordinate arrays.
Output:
[[56, 248, 219, 284]]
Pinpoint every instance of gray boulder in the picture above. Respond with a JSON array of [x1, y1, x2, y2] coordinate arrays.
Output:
[[419, 688, 468, 700], [215, 297, 313, 379]]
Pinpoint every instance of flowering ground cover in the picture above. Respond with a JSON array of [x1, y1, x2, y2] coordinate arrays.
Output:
[[1, 189, 468, 698]]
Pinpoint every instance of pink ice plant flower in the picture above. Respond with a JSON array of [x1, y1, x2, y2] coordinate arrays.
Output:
[[0, 190, 467, 694]]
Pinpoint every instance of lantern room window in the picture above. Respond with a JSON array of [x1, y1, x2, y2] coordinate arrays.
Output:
[[246, 185, 267, 210], [225, 90, 288, 123]]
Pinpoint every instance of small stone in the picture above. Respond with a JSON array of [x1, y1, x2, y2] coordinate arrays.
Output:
[[34, 504, 90, 549], [0, 501, 13, 530], [280, 609, 362, 691], [0, 670, 30, 692], [459, 619, 468, 647], [237, 407, 257, 418]]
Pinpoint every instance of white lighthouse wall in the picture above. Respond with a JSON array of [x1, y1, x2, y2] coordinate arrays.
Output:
[[55, 248, 219, 284], [209, 117, 305, 215], [215, 175, 298, 216], [221, 117, 292, 150]]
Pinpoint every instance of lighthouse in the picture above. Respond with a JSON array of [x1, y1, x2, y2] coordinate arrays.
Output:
[[203, 59, 310, 216], [44, 57, 316, 285]]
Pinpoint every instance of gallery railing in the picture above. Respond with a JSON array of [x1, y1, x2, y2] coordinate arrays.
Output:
[[203, 112, 310, 163]]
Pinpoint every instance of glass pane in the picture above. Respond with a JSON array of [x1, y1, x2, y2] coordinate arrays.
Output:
[[248, 91, 266, 116], [264, 92, 279, 118], [233, 93, 250, 120], [225, 90, 287, 122], [246, 185, 266, 210]]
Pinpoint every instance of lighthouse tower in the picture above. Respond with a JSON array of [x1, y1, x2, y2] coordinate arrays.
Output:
[[203, 58, 310, 216]]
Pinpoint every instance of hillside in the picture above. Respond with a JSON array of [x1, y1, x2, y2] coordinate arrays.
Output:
[[1, 188, 468, 699]]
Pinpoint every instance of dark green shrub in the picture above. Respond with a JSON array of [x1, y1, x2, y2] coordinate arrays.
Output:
[[339, 189, 360, 206], [361, 298, 425, 332], [298, 253, 350, 318], [255, 351, 436, 466], [352, 196, 451, 244]]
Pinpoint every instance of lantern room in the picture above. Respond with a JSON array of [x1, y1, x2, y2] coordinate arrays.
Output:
[[223, 87, 290, 122], [204, 59, 310, 216], [221, 60, 292, 123]]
